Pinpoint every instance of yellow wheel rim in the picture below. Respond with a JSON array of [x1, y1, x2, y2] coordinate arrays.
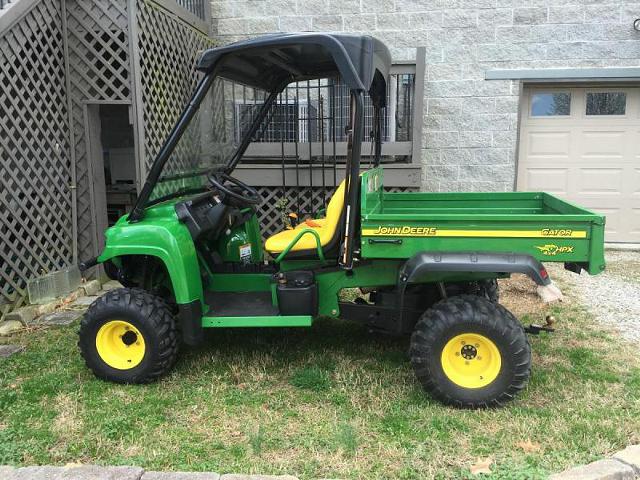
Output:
[[95, 320, 146, 370], [441, 333, 501, 389]]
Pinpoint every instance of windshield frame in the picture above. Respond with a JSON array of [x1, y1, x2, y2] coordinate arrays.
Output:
[[128, 71, 280, 221]]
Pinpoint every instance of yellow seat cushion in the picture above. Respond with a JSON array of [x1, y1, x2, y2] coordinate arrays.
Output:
[[265, 180, 346, 254]]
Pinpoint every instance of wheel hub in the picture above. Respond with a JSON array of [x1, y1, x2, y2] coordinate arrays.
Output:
[[461, 344, 477, 360], [440, 333, 502, 389], [95, 320, 146, 370]]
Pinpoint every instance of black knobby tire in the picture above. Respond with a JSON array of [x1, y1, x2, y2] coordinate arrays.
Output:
[[78, 288, 179, 383], [410, 294, 530, 408]]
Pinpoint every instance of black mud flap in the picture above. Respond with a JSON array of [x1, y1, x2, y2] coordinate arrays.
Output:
[[178, 300, 203, 346]]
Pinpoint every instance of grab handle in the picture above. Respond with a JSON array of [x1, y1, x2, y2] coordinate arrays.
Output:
[[368, 238, 402, 245], [275, 229, 325, 263]]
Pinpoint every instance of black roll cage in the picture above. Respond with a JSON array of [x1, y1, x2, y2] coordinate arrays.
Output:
[[128, 33, 391, 269]]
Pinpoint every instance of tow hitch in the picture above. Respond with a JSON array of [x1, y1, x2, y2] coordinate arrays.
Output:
[[525, 315, 556, 335]]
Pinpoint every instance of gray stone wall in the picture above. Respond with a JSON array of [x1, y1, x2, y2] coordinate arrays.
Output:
[[210, 0, 640, 192]]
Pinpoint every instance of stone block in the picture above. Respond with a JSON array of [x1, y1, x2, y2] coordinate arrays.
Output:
[[4, 306, 38, 325], [458, 130, 492, 148], [343, 14, 375, 31], [279, 16, 312, 31], [61, 465, 145, 480], [460, 97, 495, 115], [423, 131, 458, 149], [327, 0, 360, 14], [478, 8, 512, 27], [459, 163, 514, 182], [11, 466, 64, 479], [0, 345, 24, 358], [613, 445, 640, 473], [0, 466, 15, 478], [72, 296, 99, 307], [427, 63, 462, 81], [472, 148, 512, 165], [546, 42, 584, 60], [425, 165, 459, 181], [439, 148, 473, 166], [549, 459, 635, 480], [297, 0, 329, 15], [246, 17, 278, 34], [548, 6, 584, 24], [585, 5, 621, 24], [427, 97, 461, 115], [142, 472, 220, 480], [81, 280, 101, 296], [0, 321, 23, 337], [216, 18, 246, 35], [38, 310, 82, 326], [311, 15, 343, 31], [408, 11, 442, 30], [220, 475, 298, 480], [425, 80, 475, 98], [495, 96, 519, 114], [375, 13, 412, 31], [443, 9, 478, 29], [514, 7, 547, 25], [496, 25, 567, 44], [101, 280, 122, 291]]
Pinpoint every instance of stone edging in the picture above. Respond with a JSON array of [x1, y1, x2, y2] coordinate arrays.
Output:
[[0, 465, 299, 480], [550, 445, 640, 479], [1, 448, 639, 480]]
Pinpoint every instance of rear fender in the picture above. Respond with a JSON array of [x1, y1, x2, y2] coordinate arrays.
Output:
[[399, 251, 551, 288], [397, 251, 551, 315]]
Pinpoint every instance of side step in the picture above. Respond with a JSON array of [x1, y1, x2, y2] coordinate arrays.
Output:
[[203, 290, 312, 328]]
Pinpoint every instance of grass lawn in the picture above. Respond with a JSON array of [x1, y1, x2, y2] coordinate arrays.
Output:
[[1, 276, 639, 479]]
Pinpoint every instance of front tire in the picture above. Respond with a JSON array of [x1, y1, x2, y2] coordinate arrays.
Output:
[[410, 295, 530, 408], [79, 288, 179, 383]]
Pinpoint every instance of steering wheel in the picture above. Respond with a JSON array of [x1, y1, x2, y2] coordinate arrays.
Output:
[[208, 171, 261, 206]]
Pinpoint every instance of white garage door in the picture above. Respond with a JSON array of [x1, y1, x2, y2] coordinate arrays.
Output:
[[518, 86, 640, 243]]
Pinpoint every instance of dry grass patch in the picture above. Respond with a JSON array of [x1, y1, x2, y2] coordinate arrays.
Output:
[[1, 277, 639, 478]]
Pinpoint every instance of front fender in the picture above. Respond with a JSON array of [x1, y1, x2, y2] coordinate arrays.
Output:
[[97, 217, 202, 305]]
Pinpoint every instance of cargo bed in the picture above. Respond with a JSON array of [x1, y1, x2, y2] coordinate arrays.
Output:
[[359, 169, 606, 275]]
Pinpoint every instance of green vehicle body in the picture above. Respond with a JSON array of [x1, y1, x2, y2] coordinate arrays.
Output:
[[98, 167, 606, 329]]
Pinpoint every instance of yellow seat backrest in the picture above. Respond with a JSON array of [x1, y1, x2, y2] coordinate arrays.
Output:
[[264, 179, 346, 253]]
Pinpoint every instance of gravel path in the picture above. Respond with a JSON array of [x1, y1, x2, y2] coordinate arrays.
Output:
[[548, 250, 640, 342]]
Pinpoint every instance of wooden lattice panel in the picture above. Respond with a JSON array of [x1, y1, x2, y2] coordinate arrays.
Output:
[[65, 0, 131, 261], [255, 185, 417, 238], [137, 0, 214, 175], [0, 0, 73, 315]]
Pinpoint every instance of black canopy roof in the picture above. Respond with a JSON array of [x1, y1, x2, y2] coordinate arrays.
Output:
[[196, 33, 391, 106]]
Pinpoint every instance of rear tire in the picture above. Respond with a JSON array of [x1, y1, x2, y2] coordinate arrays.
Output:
[[410, 295, 530, 408], [471, 279, 500, 303], [79, 288, 179, 383]]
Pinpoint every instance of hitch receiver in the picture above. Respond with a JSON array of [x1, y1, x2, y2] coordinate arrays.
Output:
[[525, 324, 555, 335]]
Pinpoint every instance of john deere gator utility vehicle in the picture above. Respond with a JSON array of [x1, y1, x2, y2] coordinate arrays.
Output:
[[78, 33, 606, 408]]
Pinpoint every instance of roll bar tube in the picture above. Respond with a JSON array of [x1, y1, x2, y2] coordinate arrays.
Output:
[[340, 90, 364, 269]]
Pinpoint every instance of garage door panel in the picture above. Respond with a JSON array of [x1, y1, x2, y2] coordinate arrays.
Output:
[[577, 168, 624, 194], [524, 168, 568, 193], [519, 86, 640, 242], [580, 131, 626, 157], [527, 131, 570, 155]]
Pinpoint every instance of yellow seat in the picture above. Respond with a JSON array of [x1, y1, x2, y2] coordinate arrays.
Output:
[[265, 180, 346, 254]]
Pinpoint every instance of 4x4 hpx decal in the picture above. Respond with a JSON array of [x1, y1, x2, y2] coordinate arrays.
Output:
[[362, 226, 587, 238], [535, 244, 575, 256]]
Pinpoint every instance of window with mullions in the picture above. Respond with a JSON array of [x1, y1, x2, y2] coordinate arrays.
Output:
[[586, 92, 626, 116]]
